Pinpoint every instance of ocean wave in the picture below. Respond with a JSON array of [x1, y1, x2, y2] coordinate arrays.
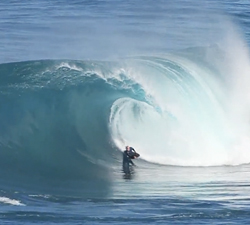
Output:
[[0, 43, 250, 181]]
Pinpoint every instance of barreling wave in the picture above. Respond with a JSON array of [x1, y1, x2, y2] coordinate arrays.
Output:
[[1, 43, 250, 184]]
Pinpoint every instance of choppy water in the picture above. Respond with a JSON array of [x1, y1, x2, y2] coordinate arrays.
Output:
[[1, 0, 250, 224]]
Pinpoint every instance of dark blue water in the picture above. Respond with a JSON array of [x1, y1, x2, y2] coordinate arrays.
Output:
[[1, 0, 250, 224]]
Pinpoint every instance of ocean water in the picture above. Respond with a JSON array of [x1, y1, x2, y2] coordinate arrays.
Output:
[[1, 0, 250, 224]]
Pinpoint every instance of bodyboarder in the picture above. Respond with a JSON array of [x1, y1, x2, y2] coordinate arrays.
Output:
[[122, 146, 140, 174]]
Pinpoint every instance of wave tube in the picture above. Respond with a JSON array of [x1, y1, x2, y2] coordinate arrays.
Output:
[[109, 40, 250, 166]]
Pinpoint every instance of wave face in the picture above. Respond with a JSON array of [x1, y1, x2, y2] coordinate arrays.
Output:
[[0, 60, 121, 185], [1, 42, 250, 181]]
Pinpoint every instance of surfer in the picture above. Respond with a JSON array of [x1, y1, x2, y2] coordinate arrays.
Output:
[[122, 146, 139, 174]]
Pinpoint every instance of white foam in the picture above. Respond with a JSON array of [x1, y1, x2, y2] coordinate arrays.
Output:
[[0, 196, 25, 206], [56, 62, 83, 71]]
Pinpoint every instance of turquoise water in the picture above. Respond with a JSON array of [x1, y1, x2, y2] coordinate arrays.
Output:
[[1, 1, 250, 224]]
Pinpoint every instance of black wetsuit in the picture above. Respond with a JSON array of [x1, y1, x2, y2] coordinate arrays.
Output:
[[122, 150, 135, 174]]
